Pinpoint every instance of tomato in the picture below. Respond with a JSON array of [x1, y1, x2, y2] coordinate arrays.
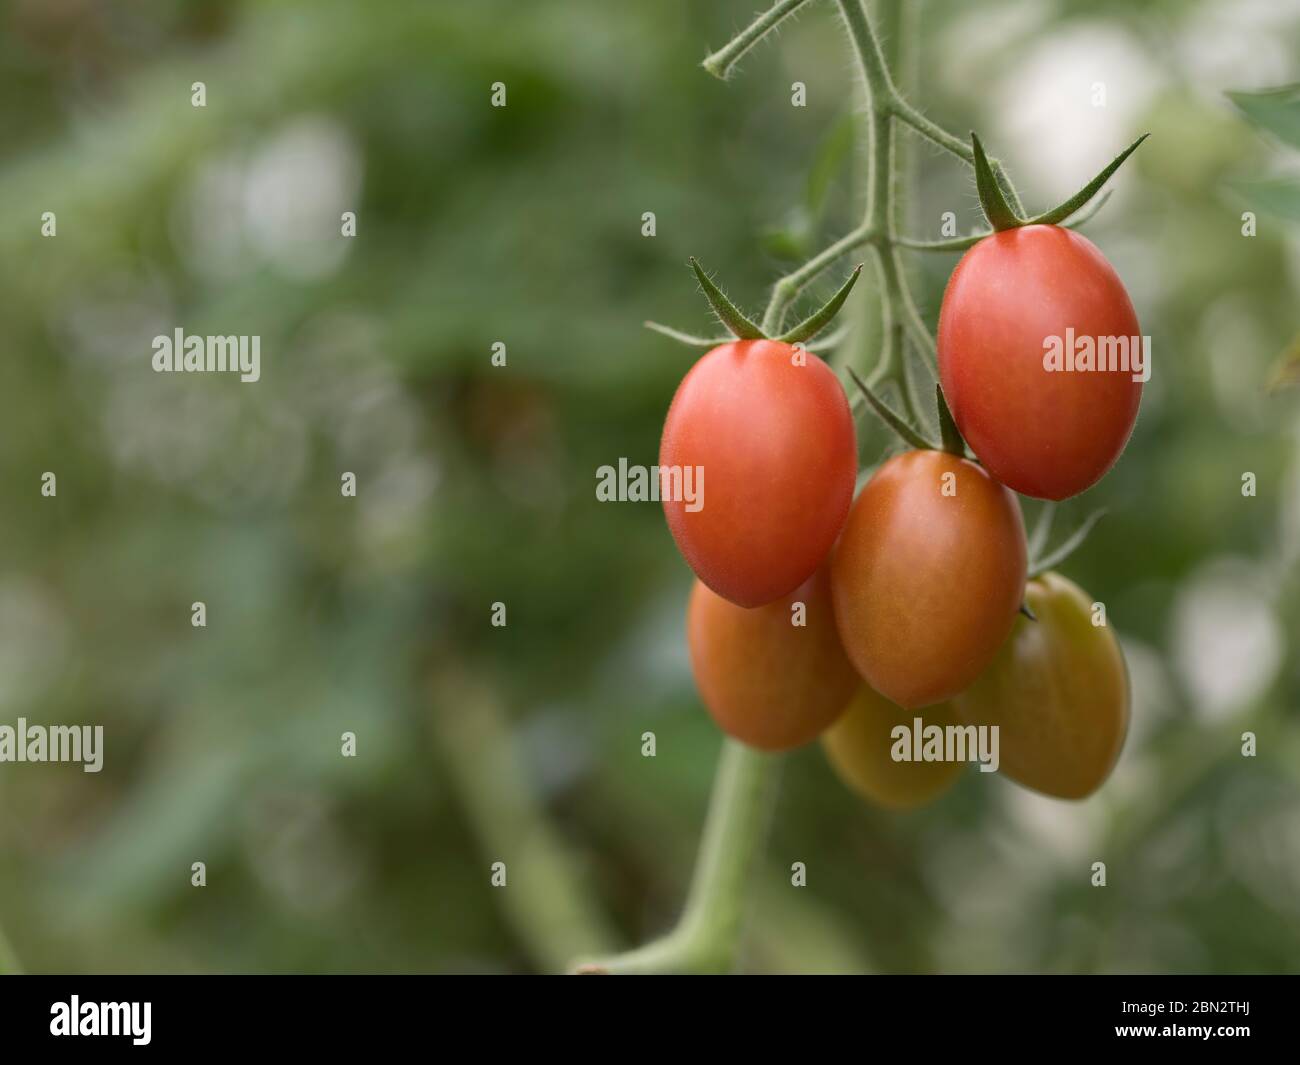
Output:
[[830, 449, 1026, 709], [822, 686, 964, 810], [952, 571, 1129, 800], [937, 225, 1142, 501], [687, 565, 858, 751], [660, 339, 857, 608]]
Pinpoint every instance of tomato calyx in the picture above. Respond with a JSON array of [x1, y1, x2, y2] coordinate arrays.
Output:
[[645, 258, 864, 351], [971, 131, 1150, 232], [777, 263, 863, 344], [846, 367, 936, 451], [845, 368, 971, 459]]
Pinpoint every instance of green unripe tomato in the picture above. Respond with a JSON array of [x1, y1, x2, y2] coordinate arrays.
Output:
[[822, 686, 964, 810], [952, 571, 1129, 800]]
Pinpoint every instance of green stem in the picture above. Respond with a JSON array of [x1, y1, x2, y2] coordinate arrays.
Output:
[[836, 0, 930, 420], [572, 741, 782, 974], [703, 0, 817, 80], [889, 100, 1026, 215], [761, 223, 874, 336]]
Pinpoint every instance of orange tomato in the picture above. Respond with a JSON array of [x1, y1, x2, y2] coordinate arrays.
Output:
[[831, 449, 1026, 709], [687, 565, 858, 751]]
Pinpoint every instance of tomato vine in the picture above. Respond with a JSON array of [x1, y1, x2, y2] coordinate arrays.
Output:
[[577, 0, 1140, 975]]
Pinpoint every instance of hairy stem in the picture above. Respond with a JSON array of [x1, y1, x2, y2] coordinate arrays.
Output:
[[890, 101, 1026, 216], [572, 741, 782, 974], [761, 223, 875, 336], [703, 0, 818, 80], [836, 0, 929, 420]]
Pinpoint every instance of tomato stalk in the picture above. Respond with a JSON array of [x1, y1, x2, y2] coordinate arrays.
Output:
[[702, 0, 818, 81], [571, 740, 781, 974]]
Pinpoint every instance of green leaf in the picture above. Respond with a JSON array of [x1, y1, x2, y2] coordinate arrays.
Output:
[[1227, 84, 1300, 151], [935, 384, 965, 455], [1025, 135, 1148, 226], [777, 264, 864, 344], [846, 367, 937, 451], [1224, 176, 1300, 222], [1030, 509, 1107, 578], [689, 258, 766, 339], [971, 132, 1023, 231], [644, 321, 734, 348]]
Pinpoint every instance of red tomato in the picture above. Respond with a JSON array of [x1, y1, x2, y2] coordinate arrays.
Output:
[[660, 340, 856, 608], [687, 565, 858, 751], [937, 225, 1142, 500], [830, 449, 1026, 709]]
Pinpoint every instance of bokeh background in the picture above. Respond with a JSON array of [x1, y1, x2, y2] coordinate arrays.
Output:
[[0, 0, 1297, 974]]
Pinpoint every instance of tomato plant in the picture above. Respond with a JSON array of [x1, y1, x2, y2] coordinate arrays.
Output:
[[937, 225, 1143, 501], [660, 339, 856, 608], [952, 571, 1129, 800], [687, 564, 859, 751], [581, 0, 1149, 976], [830, 448, 1027, 709], [822, 686, 963, 810]]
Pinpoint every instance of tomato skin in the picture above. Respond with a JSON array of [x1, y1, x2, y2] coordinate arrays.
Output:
[[687, 565, 858, 751], [660, 340, 856, 608], [952, 571, 1129, 800], [830, 449, 1026, 709], [822, 686, 964, 810], [937, 225, 1142, 501]]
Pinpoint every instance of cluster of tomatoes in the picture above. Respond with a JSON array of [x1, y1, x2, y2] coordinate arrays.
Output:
[[660, 224, 1138, 806]]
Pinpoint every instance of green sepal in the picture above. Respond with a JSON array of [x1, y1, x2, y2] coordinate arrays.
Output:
[[1027, 501, 1056, 560], [846, 367, 937, 452], [689, 258, 766, 340], [777, 264, 864, 345], [971, 132, 1023, 231], [1029, 509, 1107, 578], [935, 384, 965, 455], [644, 321, 735, 348], [1024, 135, 1148, 226], [896, 189, 1112, 254]]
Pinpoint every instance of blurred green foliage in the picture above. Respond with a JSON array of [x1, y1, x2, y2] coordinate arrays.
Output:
[[0, 0, 1296, 974]]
